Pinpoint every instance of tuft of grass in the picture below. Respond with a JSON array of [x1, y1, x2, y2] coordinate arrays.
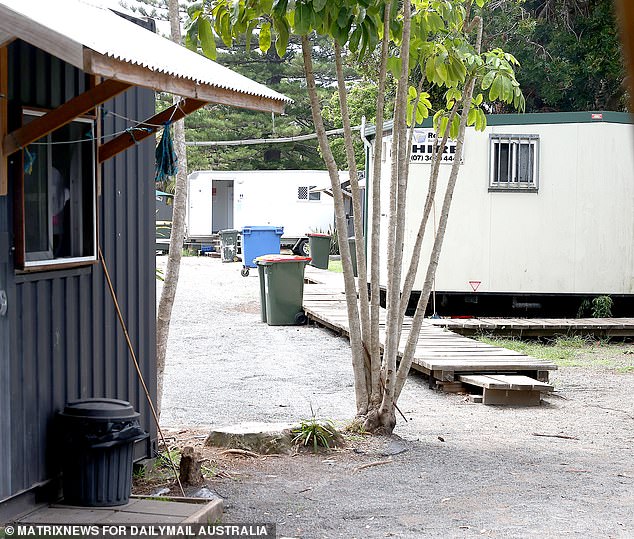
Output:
[[292, 417, 339, 452], [617, 366, 634, 374], [328, 259, 343, 273], [476, 334, 628, 369]]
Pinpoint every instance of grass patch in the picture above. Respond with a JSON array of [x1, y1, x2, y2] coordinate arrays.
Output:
[[476, 334, 629, 369], [328, 259, 343, 273]]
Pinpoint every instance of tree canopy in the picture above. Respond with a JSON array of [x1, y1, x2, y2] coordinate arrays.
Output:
[[482, 0, 626, 112]]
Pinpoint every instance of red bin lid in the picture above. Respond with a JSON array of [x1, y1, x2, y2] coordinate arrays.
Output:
[[255, 254, 311, 263], [307, 233, 331, 238]]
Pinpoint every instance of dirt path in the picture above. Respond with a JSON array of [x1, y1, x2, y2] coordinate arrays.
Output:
[[156, 257, 634, 538]]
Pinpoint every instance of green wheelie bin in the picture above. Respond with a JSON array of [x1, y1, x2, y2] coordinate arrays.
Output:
[[256, 254, 311, 325], [307, 233, 331, 269], [219, 229, 239, 263], [348, 236, 358, 277]]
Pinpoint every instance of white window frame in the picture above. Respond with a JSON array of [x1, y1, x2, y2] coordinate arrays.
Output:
[[489, 134, 539, 192], [21, 109, 97, 269]]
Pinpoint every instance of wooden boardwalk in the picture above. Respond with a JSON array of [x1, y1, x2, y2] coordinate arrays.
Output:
[[302, 267, 558, 386], [426, 316, 634, 337]]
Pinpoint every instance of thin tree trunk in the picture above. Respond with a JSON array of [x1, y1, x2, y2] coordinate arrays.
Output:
[[333, 42, 371, 397], [377, 0, 412, 432], [301, 36, 369, 415], [397, 102, 459, 329], [394, 16, 484, 401], [156, 0, 189, 418], [368, 2, 392, 408]]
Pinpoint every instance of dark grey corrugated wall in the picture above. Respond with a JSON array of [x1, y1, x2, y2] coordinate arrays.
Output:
[[2, 39, 157, 501]]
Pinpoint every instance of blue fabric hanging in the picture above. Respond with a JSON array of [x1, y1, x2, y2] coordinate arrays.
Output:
[[155, 122, 178, 183], [24, 146, 35, 174]]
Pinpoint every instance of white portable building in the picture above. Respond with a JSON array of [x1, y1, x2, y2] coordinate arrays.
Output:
[[186, 170, 337, 249], [365, 111, 634, 316]]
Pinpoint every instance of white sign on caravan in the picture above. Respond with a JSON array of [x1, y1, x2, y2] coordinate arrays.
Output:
[[409, 129, 460, 164]]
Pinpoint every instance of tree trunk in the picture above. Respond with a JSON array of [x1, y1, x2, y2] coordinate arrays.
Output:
[[301, 36, 369, 416], [333, 42, 371, 397], [376, 0, 412, 434], [368, 2, 392, 410], [397, 102, 459, 328], [394, 16, 484, 402], [156, 0, 189, 418]]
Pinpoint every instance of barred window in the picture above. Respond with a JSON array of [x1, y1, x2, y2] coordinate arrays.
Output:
[[489, 134, 539, 191]]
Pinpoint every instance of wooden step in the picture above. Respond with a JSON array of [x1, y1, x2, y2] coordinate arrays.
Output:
[[458, 374, 553, 406]]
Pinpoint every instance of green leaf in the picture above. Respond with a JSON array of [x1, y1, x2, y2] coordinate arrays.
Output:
[[313, 0, 327, 12], [490, 75, 502, 101], [481, 70, 495, 90], [349, 25, 362, 54], [467, 107, 477, 127], [184, 18, 199, 52], [388, 56, 402, 78], [474, 93, 483, 106], [274, 17, 290, 57], [476, 108, 487, 131], [272, 0, 288, 18], [198, 17, 216, 59], [425, 56, 436, 84], [295, 3, 311, 35], [449, 113, 460, 139], [259, 21, 272, 53]]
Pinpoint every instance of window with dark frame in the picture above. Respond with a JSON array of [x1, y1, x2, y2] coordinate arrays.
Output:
[[20, 111, 97, 269], [297, 185, 321, 202], [489, 134, 539, 191]]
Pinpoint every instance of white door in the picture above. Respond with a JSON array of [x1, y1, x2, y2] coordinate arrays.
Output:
[[187, 178, 214, 237]]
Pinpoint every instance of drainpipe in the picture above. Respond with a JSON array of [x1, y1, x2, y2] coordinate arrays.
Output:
[[360, 116, 372, 263]]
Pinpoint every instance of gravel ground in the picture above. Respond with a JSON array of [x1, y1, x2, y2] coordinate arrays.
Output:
[[157, 256, 634, 539]]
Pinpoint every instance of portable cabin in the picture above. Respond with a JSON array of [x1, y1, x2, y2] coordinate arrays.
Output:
[[186, 170, 337, 251], [0, 0, 288, 517], [364, 112, 634, 317]]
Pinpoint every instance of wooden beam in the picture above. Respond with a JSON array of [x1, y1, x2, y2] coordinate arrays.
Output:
[[2, 79, 131, 157], [98, 98, 207, 163], [84, 49, 286, 115], [0, 46, 7, 196]]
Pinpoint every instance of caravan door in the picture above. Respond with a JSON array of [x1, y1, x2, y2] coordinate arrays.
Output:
[[187, 176, 214, 238]]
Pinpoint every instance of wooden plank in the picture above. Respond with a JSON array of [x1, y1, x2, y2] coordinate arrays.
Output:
[[84, 50, 286, 114], [0, 46, 7, 195], [458, 374, 511, 390], [486, 374, 553, 391], [98, 98, 207, 163], [482, 388, 542, 406], [2, 79, 131, 156]]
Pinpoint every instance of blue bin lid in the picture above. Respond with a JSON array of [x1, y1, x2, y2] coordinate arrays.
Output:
[[242, 226, 284, 235]]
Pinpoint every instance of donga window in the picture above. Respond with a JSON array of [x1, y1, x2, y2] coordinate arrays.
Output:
[[20, 111, 96, 269], [489, 134, 539, 191], [297, 185, 321, 201]]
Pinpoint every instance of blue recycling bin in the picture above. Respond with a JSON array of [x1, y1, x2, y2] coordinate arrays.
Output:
[[240, 226, 284, 276]]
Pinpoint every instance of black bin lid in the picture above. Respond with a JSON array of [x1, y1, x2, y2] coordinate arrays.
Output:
[[60, 398, 139, 420]]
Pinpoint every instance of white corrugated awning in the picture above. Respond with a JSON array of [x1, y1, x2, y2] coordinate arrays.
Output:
[[0, 0, 290, 113]]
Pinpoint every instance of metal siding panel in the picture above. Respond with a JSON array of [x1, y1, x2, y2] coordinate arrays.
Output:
[[0, 201, 12, 499], [2, 42, 156, 502]]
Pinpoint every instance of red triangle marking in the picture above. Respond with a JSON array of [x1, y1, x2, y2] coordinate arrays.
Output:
[[468, 280, 481, 292]]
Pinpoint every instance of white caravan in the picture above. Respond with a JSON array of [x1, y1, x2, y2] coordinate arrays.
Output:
[[365, 111, 634, 316], [187, 170, 338, 253]]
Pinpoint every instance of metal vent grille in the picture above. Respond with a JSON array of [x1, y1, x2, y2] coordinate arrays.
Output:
[[297, 186, 308, 200]]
